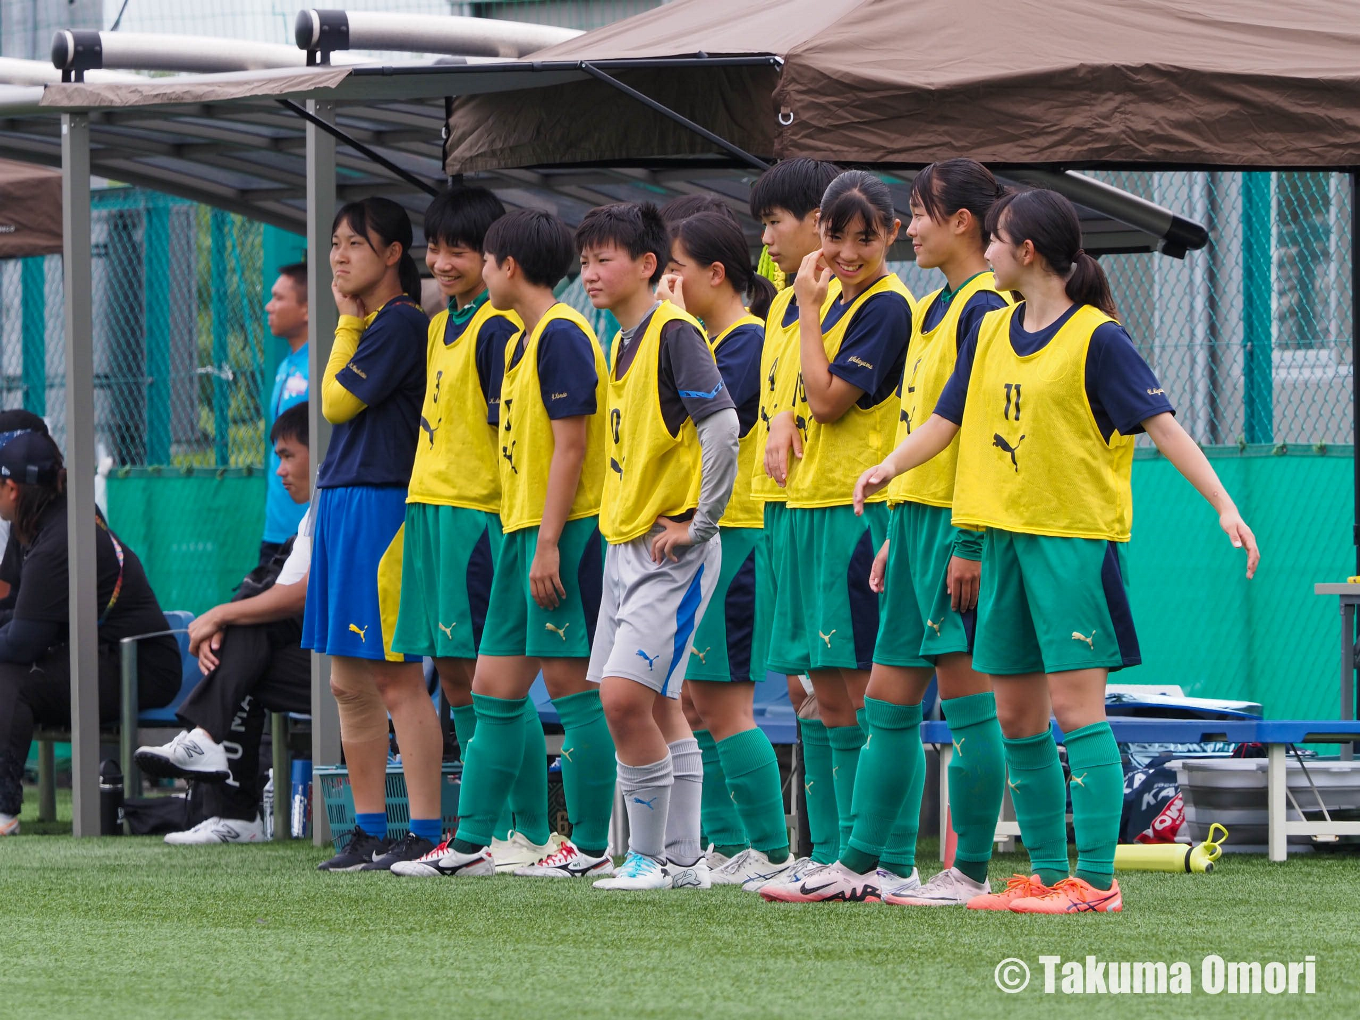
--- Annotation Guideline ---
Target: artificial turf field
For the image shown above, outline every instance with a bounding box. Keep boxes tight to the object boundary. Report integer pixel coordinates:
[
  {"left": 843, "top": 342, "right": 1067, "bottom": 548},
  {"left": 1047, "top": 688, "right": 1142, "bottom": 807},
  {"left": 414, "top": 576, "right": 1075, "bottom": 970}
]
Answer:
[{"left": 4, "top": 790, "right": 1359, "bottom": 1019}]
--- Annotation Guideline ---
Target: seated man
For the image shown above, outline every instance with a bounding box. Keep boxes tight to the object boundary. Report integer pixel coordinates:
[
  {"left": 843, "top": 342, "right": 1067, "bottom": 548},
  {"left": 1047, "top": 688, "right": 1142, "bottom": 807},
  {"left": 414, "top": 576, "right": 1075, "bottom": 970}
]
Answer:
[{"left": 136, "top": 404, "right": 313, "bottom": 844}]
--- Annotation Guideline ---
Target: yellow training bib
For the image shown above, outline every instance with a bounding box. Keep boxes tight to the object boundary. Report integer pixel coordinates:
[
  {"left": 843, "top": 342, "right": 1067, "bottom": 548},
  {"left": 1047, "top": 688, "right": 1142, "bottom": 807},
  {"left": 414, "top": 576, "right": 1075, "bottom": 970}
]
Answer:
[
  {"left": 498, "top": 303, "right": 607, "bottom": 534},
  {"left": 786, "top": 273, "right": 916, "bottom": 509},
  {"left": 952, "top": 303, "right": 1135, "bottom": 541},
  {"left": 407, "top": 300, "right": 522, "bottom": 511},
  {"left": 889, "top": 272, "right": 1010, "bottom": 508},
  {"left": 711, "top": 314, "right": 765, "bottom": 529},
  {"left": 601, "top": 302, "right": 709, "bottom": 544},
  {"left": 749, "top": 281, "right": 841, "bottom": 503}
]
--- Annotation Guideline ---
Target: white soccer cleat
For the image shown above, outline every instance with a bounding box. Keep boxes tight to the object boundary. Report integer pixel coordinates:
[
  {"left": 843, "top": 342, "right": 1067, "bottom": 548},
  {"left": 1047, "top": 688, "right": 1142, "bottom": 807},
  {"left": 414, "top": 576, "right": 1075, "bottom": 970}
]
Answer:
[
  {"left": 164, "top": 815, "right": 266, "bottom": 845},
  {"left": 593, "top": 851, "right": 670, "bottom": 890},
  {"left": 0, "top": 813, "right": 19, "bottom": 836},
  {"left": 513, "top": 838, "right": 614, "bottom": 878},
  {"left": 667, "top": 859, "right": 712, "bottom": 889},
  {"left": 135, "top": 728, "right": 231, "bottom": 782},
  {"left": 708, "top": 848, "right": 794, "bottom": 890},
  {"left": 491, "top": 831, "right": 562, "bottom": 873},
  {"left": 390, "top": 840, "right": 496, "bottom": 878},
  {"left": 754, "top": 856, "right": 823, "bottom": 894},
  {"left": 875, "top": 866, "right": 921, "bottom": 899},
  {"left": 886, "top": 866, "right": 989, "bottom": 906},
  {"left": 761, "top": 861, "right": 881, "bottom": 903}
]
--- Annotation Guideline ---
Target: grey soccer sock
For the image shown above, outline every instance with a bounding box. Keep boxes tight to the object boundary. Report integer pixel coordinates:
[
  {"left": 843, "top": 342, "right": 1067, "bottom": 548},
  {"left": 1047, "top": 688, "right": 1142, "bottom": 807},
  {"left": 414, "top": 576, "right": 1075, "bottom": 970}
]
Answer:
[
  {"left": 664, "top": 737, "right": 703, "bottom": 867},
  {"left": 617, "top": 754, "right": 674, "bottom": 863}
]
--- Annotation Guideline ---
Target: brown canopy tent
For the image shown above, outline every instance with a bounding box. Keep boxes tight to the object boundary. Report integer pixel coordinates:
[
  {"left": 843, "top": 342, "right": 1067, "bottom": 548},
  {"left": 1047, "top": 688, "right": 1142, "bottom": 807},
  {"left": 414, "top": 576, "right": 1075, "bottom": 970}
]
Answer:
[
  {"left": 0, "top": 157, "right": 61, "bottom": 257},
  {"left": 446, "top": 0, "right": 1360, "bottom": 171}
]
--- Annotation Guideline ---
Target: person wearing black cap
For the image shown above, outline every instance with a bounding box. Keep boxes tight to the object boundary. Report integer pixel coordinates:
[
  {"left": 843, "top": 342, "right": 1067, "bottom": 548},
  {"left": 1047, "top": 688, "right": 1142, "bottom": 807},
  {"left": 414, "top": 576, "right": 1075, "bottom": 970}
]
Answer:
[{"left": 0, "top": 429, "right": 180, "bottom": 835}]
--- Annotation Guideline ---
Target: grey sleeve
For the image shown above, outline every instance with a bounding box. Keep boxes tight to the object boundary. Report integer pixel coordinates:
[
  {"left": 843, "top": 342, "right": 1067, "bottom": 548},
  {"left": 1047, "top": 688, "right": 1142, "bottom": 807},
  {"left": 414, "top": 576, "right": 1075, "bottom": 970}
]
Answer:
[{"left": 686, "top": 406, "right": 740, "bottom": 545}]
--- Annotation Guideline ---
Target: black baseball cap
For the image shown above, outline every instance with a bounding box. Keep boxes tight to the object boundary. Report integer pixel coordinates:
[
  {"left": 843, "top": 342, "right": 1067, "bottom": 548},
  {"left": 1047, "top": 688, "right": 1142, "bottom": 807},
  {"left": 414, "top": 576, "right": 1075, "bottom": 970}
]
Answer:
[{"left": 0, "top": 429, "right": 61, "bottom": 485}]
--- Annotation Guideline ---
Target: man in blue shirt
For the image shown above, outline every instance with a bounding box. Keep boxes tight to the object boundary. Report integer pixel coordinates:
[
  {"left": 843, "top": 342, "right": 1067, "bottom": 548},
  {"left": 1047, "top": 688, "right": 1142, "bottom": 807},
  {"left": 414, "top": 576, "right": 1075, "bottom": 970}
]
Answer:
[{"left": 260, "top": 263, "right": 310, "bottom": 566}]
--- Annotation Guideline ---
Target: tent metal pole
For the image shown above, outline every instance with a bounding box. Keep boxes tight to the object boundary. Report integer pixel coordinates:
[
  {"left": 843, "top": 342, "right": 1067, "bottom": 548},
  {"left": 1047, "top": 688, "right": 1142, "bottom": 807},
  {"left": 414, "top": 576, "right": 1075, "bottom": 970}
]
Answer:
[
  {"left": 62, "top": 111, "right": 100, "bottom": 837},
  {"left": 306, "top": 98, "right": 342, "bottom": 848},
  {"left": 578, "top": 62, "right": 770, "bottom": 172},
  {"left": 278, "top": 99, "right": 439, "bottom": 198}
]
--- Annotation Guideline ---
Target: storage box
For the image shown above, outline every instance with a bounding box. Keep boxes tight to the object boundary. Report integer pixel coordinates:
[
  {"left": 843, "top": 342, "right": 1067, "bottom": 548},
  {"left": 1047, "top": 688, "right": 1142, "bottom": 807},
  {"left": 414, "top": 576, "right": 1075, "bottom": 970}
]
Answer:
[
  {"left": 315, "top": 761, "right": 462, "bottom": 852},
  {"left": 1172, "top": 758, "right": 1360, "bottom": 852}
]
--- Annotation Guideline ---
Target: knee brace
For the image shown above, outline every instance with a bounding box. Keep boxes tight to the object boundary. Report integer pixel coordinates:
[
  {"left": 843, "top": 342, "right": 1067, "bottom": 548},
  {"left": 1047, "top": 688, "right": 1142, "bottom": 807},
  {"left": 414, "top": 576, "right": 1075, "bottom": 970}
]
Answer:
[{"left": 329, "top": 671, "right": 389, "bottom": 743}]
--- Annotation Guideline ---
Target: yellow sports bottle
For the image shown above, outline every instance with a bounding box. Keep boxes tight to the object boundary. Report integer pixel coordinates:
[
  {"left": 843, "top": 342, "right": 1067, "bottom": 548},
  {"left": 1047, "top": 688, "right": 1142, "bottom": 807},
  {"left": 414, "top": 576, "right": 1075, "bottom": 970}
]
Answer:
[{"left": 1115, "top": 824, "right": 1228, "bottom": 873}]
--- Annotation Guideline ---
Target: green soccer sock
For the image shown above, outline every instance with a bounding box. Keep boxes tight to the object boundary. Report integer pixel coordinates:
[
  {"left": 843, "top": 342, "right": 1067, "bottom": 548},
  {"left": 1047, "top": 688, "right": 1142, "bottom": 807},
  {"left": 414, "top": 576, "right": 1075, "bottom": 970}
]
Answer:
[
  {"left": 941, "top": 692, "right": 1006, "bottom": 885},
  {"left": 695, "top": 729, "right": 748, "bottom": 856},
  {"left": 870, "top": 701, "right": 927, "bottom": 878},
  {"left": 451, "top": 700, "right": 514, "bottom": 841},
  {"left": 511, "top": 697, "right": 551, "bottom": 847},
  {"left": 551, "top": 689, "right": 616, "bottom": 858},
  {"left": 1003, "top": 729, "right": 1070, "bottom": 886},
  {"left": 452, "top": 694, "right": 525, "bottom": 848},
  {"left": 827, "top": 718, "right": 867, "bottom": 859},
  {"left": 716, "top": 727, "right": 790, "bottom": 863},
  {"left": 798, "top": 718, "right": 839, "bottom": 864},
  {"left": 1064, "top": 721, "right": 1123, "bottom": 891}
]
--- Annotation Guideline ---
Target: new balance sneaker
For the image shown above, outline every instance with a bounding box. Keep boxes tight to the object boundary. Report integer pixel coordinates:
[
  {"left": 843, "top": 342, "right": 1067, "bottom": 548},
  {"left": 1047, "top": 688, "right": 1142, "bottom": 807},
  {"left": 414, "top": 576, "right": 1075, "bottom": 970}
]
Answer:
[
  {"left": 754, "top": 856, "right": 822, "bottom": 894},
  {"left": 513, "top": 838, "right": 614, "bottom": 878},
  {"left": 390, "top": 840, "right": 496, "bottom": 878},
  {"left": 668, "top": 859, "right": 712, "bottom": 889},
  {"left": 761, "top": 861, "right": 880, "bottom": 903},
  {"left": 491, "top": 831, "right": 562, "bottom": 873},
  {"left": 593, "top": 851, "right": 669, "bottom": 890},
  {"left": 709, "top": 848, "right": 793, "bottom": 890},
  {"left": 887, "top": 866, "right": 986, "bottom": 906},
  {"left": 875, "top": 866, "right": 921, "bottom": 900},
  {"left": 966, "top": 873, "right": 1052, "bottom": 910},
  {"left": 135, "top": 728, "right": 231, "bottom": 782},
  {"left": 317, "top": 827, "right": 392, "bottom": 871},
  {"left": 361, "top": 831, "right": 437, "bottom": 871},
  {"left": 0, "top": 813, "right": 19, "bottom": 836},
  {"left": 164, "top": 815, "right": 265, "bottom": 845},
  {"left": 1009, "top": 876, "right": 1122, "bottom": 914}
]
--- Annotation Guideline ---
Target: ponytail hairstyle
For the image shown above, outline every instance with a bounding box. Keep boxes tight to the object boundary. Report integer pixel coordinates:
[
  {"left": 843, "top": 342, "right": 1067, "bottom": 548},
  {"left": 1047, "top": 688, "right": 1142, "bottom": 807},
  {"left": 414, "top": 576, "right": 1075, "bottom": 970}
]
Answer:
[
  {"left": 909, "top": 158, "right": 1007, "bottom": 250},
  {"left": 331, "top": 196, "right": 422, "bottom": 301},
  {"left": 819, "top": 169, "right": 898, "bottom": 240},
  {"left": 672, "top": 212, "right": 777, "bottom": 320},
  {"left": 985, "top": 189, "right": 1119, "bottom": 320}
]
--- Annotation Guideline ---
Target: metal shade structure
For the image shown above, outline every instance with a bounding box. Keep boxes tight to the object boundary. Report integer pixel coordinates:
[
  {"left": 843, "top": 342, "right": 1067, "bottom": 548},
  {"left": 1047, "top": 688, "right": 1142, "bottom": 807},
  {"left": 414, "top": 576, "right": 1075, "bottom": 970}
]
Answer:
[{"left": 0, "top": 32, "right": 1213, "bottom": 836}]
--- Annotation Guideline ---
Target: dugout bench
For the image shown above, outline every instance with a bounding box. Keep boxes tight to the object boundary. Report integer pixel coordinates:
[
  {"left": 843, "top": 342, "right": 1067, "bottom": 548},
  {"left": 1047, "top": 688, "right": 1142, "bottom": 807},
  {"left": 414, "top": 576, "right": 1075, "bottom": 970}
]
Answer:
[{"left": 922, "top": 718, "right": 1360, "bottom": 863}]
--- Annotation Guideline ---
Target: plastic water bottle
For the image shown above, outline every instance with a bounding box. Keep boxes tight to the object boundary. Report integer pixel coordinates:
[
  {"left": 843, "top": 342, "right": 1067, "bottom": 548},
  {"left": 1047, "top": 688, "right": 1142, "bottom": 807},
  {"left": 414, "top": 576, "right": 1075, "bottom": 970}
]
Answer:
[
  {"left": 98, "top": 759, "right": 123, "bottom": 836},
  {"left": 262, "top": 769, "right": 274, "bottom": 841}
]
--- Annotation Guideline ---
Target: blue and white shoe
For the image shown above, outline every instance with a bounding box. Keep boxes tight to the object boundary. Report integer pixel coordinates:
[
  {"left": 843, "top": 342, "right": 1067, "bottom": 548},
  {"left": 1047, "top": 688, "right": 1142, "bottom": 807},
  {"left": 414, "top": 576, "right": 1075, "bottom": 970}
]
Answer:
[
  {"left": 709, "top": 848, "right": 794, "bottom": 890},
  {"left": 593, "top": 851, "right": 670, "bottom": 890}
]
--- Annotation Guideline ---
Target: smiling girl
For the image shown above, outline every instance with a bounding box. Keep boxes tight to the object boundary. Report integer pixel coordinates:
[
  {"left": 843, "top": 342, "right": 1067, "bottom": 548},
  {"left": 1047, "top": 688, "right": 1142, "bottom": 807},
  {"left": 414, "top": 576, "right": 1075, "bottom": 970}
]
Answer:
[
  {"left": 761, "top": 171, "right": 915, "bottom": 901},
  {"left": 853, "top": 188, "right": 1259, "bottom": 914},
  {"left": 304, "top": 196, "right": 440, "bottom": 872}
]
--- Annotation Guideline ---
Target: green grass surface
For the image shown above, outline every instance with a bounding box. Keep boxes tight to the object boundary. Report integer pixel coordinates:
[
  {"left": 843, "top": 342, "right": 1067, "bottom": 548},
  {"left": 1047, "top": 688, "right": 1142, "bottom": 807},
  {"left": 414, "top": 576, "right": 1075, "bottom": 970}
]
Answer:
[{"left": 4, "top": 788, "right": 1360, "bottom": 1019}]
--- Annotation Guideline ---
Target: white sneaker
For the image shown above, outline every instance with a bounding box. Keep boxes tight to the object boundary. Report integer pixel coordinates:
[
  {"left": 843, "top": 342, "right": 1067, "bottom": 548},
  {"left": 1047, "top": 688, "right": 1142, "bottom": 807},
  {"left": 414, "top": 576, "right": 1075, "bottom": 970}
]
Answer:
[
  {"left": 885, "top": 866, "right": 989, "bottom": 906},
  {"left": 704, "top": 844, "right": 737, "bottom": 871},
  {"left": 593, "top": 851, "right": 670, "bottom": 890},
  {"left": 876, "top": 866, "right": 921, "bottom": 899},
  {"left": 668, "top": 859, "right": 712, "bottom": 889},
  {"left": 390, "top": 839, "right": 496, "bottom": 878},
  {"left": 164, "top": 815, "right": 265, "bottom": 845},
  {"left": 755, "top": 856, "right": 822, "bottom": 894},
  {"left": 135, "top": 728, "right": 231, "bottom": 782},
  {"left": 513, "top": 838, "right": 614, "bottom": 878},
  {"left": 0, "top": 813, "right": 19, "bottom": 836},
  {"left": 491, "top": 831, "right": 562, "bottom": 873},
  {"left": 709, "top": 848, "right": 793, "bottom": 890}
]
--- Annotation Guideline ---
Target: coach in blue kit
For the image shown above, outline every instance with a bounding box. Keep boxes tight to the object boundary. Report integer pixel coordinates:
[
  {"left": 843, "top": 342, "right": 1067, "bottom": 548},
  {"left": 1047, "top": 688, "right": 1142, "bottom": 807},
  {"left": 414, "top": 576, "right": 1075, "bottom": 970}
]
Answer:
[{"left": 261, "top": 263, "right": 310, "bottom": 566}]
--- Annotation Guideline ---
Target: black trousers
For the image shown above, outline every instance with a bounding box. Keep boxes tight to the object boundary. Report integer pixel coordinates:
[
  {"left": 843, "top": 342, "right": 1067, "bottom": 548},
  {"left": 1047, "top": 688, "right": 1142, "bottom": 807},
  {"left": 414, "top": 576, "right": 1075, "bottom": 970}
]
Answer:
[
  {"left": 0, "top": 638, "right": 180, "bottom": 816},
  {"left": 176, "top": 617, "right": 310, "bottom": 820}
]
